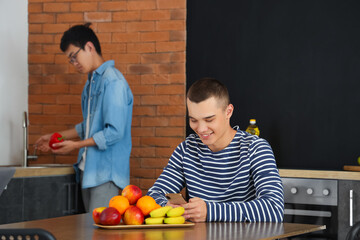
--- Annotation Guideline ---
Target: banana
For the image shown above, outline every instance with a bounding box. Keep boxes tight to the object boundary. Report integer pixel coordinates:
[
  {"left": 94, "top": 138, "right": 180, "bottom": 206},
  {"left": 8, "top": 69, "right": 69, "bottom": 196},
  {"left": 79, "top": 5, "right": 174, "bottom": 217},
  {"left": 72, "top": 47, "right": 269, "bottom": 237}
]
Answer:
[
  {"left": 164, "top": 216, "right": 185, "bottom": 224},
  {"left": 149, "top": 206, "right": 173, "bottom": 218},
  {"left": 145, "top": 231, "right": 163, "bottom": 240},
  {"left": 166, "top": 207, "right": 185, "bottom": 217},
  {"left": 145, "top": 217, "right": 165, "bottom": 225},
  {"left": 145, "top": 206, "right": 186, "bottom": 225},
  {"left": 163, "top": 231, "right": 185, "bottom": 240}
]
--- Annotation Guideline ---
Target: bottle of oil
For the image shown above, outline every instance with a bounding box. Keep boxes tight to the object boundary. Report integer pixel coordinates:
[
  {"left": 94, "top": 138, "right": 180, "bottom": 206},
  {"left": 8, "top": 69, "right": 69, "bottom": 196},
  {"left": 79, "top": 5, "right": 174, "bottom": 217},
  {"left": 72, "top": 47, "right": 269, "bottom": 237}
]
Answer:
[{"left": 246, "top": 119, "right": 260, "bottom": 136}]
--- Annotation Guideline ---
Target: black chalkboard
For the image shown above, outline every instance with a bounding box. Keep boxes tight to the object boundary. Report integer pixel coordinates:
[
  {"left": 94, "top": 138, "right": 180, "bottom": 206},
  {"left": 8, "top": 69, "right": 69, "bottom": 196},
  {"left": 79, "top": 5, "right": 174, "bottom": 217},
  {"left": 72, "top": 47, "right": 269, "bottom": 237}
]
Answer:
[{"left": 186, "top": 0, "right": 360, "bottom": 170}]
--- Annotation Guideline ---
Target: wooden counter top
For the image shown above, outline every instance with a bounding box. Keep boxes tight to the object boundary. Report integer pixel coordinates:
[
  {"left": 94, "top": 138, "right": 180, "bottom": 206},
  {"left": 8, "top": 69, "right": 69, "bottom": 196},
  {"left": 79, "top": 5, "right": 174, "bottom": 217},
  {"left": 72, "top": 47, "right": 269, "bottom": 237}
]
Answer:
[
  {"left": 7, "top": 166, "right": 360, "bottom": 180},
  {"left": 13, "top": 166, "right": 75, "bottom": 178},
  {"left": 279, "top": 169, "right": 360, "bottom": 180}
]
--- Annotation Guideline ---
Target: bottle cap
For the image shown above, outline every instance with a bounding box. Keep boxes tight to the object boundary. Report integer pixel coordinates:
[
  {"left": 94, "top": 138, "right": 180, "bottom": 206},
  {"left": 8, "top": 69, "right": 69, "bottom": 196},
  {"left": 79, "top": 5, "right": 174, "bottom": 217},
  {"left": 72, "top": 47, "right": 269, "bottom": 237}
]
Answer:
[{"left": 249, "top": 119, "right": 256, "bottom": 124}]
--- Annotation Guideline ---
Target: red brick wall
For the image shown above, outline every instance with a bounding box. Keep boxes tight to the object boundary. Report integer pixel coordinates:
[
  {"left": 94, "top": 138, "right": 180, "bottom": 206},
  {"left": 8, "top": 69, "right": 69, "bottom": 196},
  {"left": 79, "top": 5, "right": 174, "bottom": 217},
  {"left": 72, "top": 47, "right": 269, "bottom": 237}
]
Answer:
[{"left": 28, "top": 0, "right": 186, "bottom": 192}]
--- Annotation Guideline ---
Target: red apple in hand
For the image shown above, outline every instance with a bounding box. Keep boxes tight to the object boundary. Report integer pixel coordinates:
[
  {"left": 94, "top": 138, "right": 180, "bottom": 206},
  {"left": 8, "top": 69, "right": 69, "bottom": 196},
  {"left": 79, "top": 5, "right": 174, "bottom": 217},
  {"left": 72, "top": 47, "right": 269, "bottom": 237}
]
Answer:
[
  {"left": 122, "top": 185, "right": 142, "bottom": 205},
  {"left": 123, "top": 206, "right": 144, "bottom": 225},
  {"left": 92, "top": 207, "right": 106, "bottom": 224},
  {"left": 99, "top": 207, "right": 121, "bottom": 225}
]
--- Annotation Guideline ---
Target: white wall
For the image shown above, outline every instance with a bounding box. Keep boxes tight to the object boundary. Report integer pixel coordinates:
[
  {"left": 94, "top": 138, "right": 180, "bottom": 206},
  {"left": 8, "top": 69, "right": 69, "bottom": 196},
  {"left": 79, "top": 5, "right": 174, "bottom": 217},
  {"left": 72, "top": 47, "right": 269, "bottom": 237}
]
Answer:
[{"left": 0, "top": 0, "right": 28, "bottom": 166}]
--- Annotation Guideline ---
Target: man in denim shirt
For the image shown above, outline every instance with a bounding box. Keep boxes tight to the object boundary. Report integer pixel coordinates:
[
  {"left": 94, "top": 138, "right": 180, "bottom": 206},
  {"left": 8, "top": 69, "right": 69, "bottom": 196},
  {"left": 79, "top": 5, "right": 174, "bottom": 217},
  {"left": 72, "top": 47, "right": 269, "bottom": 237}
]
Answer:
[{"left": 35, "top": 23, "right": 133, "bottom": 212}]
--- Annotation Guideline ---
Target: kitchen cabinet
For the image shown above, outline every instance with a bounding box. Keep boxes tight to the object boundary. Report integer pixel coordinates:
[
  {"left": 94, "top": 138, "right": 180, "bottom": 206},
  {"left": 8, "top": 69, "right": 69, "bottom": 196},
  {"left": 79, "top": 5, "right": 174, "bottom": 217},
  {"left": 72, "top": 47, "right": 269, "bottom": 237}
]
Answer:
[
  {"left": 338, "top": 180, "right": 360, "bottom": 240},
  {"left": 0, "top": 174, "right": 84, "bottom": 224}
]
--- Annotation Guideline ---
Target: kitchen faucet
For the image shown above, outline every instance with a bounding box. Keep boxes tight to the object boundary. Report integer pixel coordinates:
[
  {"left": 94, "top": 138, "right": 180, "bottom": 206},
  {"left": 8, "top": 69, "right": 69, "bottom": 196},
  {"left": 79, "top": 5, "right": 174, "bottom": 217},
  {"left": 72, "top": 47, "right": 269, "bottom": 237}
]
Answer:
[{"left": 23, "top": 111, "right": 38, "bottom": 167}]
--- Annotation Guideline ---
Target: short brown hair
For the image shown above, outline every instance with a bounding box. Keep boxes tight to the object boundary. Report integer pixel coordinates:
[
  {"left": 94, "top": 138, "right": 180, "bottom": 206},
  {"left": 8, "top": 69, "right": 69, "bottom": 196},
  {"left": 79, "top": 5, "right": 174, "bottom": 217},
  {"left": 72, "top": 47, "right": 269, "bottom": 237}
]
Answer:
[{"left": 187, "top": 78, "right": 230, "bottom": 108}]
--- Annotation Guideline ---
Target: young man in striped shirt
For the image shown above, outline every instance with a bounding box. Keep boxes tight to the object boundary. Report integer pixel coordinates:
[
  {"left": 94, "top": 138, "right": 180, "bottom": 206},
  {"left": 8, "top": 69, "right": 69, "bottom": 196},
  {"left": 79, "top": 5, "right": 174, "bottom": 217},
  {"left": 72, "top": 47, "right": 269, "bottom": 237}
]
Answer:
[{"left": 147, "top": 78, "right": 284, "bottom": 222}]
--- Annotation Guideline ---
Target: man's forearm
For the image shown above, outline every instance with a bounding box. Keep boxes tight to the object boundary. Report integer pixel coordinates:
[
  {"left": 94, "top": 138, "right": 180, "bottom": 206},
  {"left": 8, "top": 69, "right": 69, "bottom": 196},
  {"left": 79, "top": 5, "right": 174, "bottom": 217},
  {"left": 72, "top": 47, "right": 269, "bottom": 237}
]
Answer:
[
  {"left": 75, "top": 137, "right": 96, "bottom": 149},
  {"left": 206, "top": 195, "right": 284, "bottom": 222}
]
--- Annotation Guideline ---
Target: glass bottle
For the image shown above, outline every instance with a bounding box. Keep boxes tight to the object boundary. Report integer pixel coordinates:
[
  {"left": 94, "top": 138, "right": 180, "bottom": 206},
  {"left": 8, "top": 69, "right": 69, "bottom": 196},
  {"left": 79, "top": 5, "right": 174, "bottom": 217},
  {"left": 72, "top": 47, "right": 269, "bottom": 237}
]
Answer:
[{"left": 246, "top": 119, "right": 260, "bottom": 136}]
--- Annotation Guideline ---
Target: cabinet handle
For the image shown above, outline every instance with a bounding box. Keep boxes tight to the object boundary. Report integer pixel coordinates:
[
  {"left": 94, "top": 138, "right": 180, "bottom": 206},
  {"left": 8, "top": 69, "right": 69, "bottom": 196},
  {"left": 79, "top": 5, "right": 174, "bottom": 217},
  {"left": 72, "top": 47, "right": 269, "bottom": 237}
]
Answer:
[
  {"left": 350, "top": 189, "right": 353, "bottom": 227},
  {"left": 63, "top": 182, "right": 78, "bottom": 215},
  {"left": 67, "top": 183, "right": 72, "bottom": 214},
  {"left": 74, "top": 183, "right": 78, "bottom": 214},
  {"left": 63, "top": 183, "right": 70, "bottom": 215}
]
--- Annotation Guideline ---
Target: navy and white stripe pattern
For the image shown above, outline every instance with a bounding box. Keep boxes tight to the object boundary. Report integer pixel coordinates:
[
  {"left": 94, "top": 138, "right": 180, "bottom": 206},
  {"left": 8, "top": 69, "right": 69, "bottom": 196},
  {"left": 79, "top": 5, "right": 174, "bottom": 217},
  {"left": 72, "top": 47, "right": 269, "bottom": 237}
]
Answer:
[{"left": 147, "top": 128, "right": 284, "bottom": 222}]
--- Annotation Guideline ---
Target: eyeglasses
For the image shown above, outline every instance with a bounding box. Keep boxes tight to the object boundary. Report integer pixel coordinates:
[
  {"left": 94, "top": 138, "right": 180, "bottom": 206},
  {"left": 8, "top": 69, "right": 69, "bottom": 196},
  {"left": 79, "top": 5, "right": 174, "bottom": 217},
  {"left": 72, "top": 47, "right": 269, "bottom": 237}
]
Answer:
[{"left": 69, "top": 48, "right": 82, "bottom": 64}]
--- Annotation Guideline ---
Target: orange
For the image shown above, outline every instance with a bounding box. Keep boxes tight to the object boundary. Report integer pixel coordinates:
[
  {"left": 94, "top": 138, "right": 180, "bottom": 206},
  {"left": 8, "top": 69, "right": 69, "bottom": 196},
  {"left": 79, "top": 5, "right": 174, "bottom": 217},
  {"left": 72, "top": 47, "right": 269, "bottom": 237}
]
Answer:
[
  {"left": 109, "top": 195, "right": 130, "bottom": 215},
  {"left": 136, "top": 196, "right": 161, "bottom": 216}
]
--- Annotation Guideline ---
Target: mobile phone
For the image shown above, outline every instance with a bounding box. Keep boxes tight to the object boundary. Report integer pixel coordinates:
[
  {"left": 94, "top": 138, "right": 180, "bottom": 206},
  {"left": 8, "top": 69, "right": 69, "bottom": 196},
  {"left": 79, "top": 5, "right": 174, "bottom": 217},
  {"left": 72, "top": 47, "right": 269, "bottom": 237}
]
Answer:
[{"left": 165, "top": 193, "right": 187, "bottom": 205}]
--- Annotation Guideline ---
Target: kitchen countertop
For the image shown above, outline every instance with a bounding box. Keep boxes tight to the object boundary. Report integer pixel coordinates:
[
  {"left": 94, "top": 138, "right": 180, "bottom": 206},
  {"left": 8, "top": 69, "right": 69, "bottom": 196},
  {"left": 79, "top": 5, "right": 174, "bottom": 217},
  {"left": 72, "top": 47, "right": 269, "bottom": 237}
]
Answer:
[
  {"left": 8, "top": 166, "right": 75, "bottom": 178},
  {"left": 279, "top": 169, "right": 360, "bottom": 181},
  {"left": 4, "top": 166, "right": 360, "bottom": 180}
]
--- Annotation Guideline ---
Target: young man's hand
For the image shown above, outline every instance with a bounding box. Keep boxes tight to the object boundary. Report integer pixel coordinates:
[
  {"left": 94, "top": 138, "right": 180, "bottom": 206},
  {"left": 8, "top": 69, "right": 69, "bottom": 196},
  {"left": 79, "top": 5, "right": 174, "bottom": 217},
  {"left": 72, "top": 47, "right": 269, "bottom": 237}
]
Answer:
[
  {"left": 166, "top": 202, "right": 181, "bottom": 208},
  {"left": 181, "top": 197, "right": 207, "bottom": 222},
  {"left": 35, "top": 134, "right": 52, "bottom": 152},
  {"left": 51, "top": 137, "right": 96, "bottom": 155},
  {"left": 51, "top": 140, "right": 78, "bottom": 155}
]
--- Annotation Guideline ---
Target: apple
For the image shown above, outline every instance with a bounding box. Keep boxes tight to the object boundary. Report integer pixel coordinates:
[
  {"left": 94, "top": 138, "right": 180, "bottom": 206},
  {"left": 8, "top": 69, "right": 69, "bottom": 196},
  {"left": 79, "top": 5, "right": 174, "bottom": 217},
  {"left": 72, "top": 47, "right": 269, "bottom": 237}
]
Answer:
[
  {"left": 122, "top": 185, "right": 142, "bottom": 205},
  {"left": 92, "top": 207, "right": 106, "bottom": 224},
  {"left": 123, "top": 206, "right": 144, "bottom": 225},
  {"left": 99, "top": 207, "right": 121, "bottom": 225}
]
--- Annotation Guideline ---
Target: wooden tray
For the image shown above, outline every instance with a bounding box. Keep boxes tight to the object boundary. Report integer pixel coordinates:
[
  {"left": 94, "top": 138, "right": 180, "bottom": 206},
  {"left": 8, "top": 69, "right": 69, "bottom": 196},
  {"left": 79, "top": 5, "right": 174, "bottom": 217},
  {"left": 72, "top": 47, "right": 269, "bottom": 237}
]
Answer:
[
  {"left": 94, "top": 222, "right": 195, "bottom": 229},
  {"left": 344, "top": 165, "right": 360, "bottom": 172}
]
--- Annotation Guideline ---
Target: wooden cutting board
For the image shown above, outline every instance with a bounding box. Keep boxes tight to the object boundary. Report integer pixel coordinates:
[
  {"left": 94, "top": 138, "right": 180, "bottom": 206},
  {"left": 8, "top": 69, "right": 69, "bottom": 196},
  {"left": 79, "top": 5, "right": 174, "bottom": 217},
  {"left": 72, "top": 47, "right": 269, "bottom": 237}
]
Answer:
[{"left": 343, "top": 165, "right": 360, "bottom": 171}]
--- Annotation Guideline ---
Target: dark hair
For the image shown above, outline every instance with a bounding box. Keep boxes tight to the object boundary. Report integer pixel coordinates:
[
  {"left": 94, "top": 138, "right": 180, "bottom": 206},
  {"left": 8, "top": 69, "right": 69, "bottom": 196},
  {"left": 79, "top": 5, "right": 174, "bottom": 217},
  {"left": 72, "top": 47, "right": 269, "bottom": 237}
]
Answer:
[
  {"left": 187, "top": 78, "right": 230, "bottom": 108},
  {"left": 60, "top": 23, "right": 102, "bottom": 55}
]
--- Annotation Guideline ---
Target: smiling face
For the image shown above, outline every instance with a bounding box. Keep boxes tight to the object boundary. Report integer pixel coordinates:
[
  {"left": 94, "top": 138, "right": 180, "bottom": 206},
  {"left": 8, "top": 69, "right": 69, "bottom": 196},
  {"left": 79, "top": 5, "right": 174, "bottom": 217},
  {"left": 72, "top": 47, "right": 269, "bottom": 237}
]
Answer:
[{"left": 187, "top": 96, "right": 236, "bottom": 152}]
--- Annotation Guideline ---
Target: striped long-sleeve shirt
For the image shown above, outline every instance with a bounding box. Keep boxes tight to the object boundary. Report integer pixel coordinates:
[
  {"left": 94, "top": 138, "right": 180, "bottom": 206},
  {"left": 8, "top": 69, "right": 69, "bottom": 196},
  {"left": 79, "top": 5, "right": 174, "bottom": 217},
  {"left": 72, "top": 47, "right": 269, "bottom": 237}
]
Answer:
[{"left": 147, "top": 128, "right": 284, "bottom": 222}]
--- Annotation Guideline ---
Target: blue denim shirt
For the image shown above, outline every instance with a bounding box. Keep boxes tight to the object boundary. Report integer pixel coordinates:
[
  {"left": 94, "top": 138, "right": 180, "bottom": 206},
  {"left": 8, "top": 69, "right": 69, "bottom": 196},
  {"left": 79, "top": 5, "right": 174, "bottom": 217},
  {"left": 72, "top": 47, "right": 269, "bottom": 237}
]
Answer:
[{"left": 74, "top": 60, "right": 133, "bottom": 189}]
